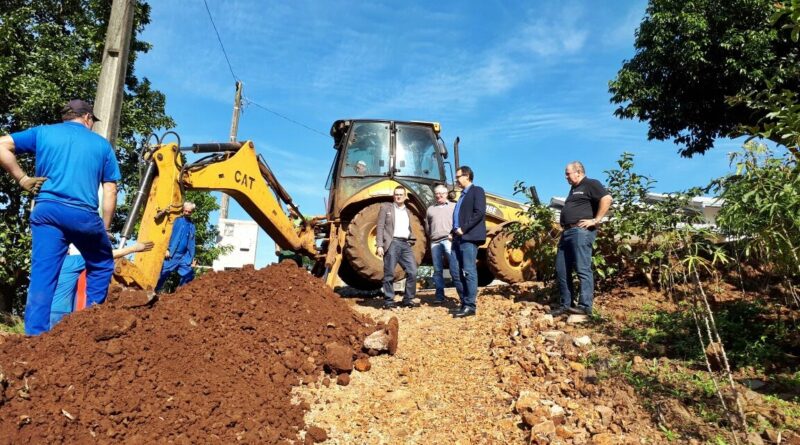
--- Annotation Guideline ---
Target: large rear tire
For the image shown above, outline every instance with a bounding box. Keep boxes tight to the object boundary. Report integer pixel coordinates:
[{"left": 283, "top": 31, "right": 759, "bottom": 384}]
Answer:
[
  {"left": 487, "top": 229, "right": 536, "bottom": 284},
  {"left": 344, "top": 203, "right": 427, "bottom": 286}
]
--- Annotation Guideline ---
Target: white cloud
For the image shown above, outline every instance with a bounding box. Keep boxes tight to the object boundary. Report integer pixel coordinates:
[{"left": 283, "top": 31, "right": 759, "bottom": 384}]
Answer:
[
  {"left": 358, "top": 3, "right": 593, "bottom": 116},
  {"left": 509, "top": 8, "right": 589, "bottom": 57},
  {"left": 474, "top": 107, "right": 644, "bottom": 144}
]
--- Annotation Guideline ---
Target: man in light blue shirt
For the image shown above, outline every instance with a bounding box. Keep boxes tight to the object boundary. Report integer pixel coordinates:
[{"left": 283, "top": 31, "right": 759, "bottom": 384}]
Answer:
[{"left": 0, "top": 99, "right": 121, "bottom": 335}]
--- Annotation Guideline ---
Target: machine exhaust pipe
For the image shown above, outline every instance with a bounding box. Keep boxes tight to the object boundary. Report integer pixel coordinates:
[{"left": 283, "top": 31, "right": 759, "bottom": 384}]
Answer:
[{"left": 453, "top": 137, "right": 460, "bottom": 170}]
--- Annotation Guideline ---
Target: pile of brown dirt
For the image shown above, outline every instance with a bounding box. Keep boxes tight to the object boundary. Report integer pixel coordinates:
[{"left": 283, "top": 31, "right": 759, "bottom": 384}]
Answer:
[{"left": 0, "top": 262, "right": 376, "bottom": 444}]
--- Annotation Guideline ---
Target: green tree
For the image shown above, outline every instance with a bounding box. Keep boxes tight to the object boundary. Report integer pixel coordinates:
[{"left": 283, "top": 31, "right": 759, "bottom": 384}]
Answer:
[
  {"left": 599, "top": 153, "right": 707, "bottom": 288},
  {"left": 609, "top": 0, "right": 799, "bottom": 157},
  {"left": 509, "top": 182, "right": 559, "bottom": 282},
  {"left": 710, "top": 142, "right": 800, "bottom": 280},
  {"left": 734, "top": 1, "right": 800, "bottom": 159},
  {"left": 0, "top": 1, "right": 181, "bottom": 313}
]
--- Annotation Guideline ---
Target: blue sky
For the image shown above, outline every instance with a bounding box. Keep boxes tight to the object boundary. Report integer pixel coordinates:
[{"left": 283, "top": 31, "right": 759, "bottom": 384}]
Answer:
[{"left": 135, "top": 0, "right": 743, "bottom": 267}]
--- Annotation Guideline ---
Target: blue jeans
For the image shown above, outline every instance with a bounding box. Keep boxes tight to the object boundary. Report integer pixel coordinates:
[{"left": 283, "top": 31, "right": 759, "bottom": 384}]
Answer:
[
  {"left": 430, "top": 238, "right": 462, "bottom": 300},
  {"left": 453, "top": 238, "right": 478, "bottom": 311},
  {"left": 382, "top": 239, "right": 417, "bottom": 303},
  {"left": 26, "top": 201, "right": 114, "bottom": 335},
  {"left": 555, "top": 227, "right": 597, "bottom": 311}
]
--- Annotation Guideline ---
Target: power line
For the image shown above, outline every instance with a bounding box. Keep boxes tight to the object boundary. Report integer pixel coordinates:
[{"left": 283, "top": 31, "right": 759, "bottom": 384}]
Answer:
[
  {"left": 200, "top": 1, "right": 326, "bottom": 139},
  {"left": 202, "top": 0, "right": 238, "bottom": 82},
  {"left": 244, "top": 97, "right": 329, "bottom": 138}
]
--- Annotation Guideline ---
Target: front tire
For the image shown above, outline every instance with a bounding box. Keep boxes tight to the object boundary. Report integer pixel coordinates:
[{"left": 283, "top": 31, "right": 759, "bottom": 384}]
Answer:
[{"left": 338, "top": 259, "right": 380, "bottom": 290}]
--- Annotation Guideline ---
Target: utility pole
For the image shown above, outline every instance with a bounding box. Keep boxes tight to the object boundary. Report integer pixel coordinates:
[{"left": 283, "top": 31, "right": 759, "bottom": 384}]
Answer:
[
  {"left": 93, "top": 0, "right": 135, "bottom": 143},
  {"left": 220, "top": 80, "right": 243, "bottom": 219}
]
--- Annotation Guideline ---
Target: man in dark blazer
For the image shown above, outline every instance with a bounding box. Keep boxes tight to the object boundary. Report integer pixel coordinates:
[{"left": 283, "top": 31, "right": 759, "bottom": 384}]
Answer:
[
  {"left": 451, "top": 165, "right": 486, "bottom": 318},
  {"left": 376, "top": 186, "right": 418, "bottom": 309}
]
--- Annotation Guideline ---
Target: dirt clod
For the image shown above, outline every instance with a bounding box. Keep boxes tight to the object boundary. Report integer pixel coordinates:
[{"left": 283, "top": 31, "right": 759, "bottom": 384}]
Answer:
[
  {"left": 305, "top": 425, "right": 327, "bottom": 443},
  {"left": 324, "top": 342, "right": 354, "bottom": 373},
  {"left": 354, "top": 357, "right": 372, "bottom": 372}
]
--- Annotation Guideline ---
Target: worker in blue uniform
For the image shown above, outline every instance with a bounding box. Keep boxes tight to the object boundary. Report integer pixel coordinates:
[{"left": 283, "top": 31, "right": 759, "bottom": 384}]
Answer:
[
  {"left": 0, "top": 99, "right": 121, "bottom": 335},
  {"left": 156, "top": 202, "right": 197, "bottom": 291},
  {"left": 50, "top": 240, "right": 154, "bottom": 329}
]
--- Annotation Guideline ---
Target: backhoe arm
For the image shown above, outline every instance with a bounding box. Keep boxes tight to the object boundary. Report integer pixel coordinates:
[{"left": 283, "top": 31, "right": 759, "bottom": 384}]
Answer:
[{"left": 114, "top": 140, "right": 316, "bottom": 290}]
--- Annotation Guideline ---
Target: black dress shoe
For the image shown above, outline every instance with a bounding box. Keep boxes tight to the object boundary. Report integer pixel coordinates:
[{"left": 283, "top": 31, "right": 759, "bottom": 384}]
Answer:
[
  {"left": 453, "top": 308, "right": 476, "bottom": 318},
  {"left": 399, "top": 301, "right": 419, "bottom": 308},
  {"left": 383, "top": 302, "right": 397, "bottom": 310}
]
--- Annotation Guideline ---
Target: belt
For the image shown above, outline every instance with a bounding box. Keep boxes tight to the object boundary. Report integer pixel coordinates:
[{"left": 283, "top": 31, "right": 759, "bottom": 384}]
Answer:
[
  {"left": 392, "top": 237, "right": 409, "bottom": 242},
  {"left": 562, "top": 223, "right": 596, "bottom": 231},
  {"left": 431, "top": 236, "right": 448, "bottom": 242}
]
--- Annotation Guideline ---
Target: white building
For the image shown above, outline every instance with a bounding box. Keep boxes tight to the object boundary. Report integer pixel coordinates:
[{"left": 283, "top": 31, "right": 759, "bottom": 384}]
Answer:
[
  {"left": 549, "top": 193, "right": 724, "bottom": 226},
  {"left": 212, "top": 218, "right": 259, "bottom": 271}
]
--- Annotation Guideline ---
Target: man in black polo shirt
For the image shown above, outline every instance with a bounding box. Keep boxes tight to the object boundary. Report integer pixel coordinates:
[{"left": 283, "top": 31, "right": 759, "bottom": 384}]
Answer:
[{"left": 552, "top": 161, "right": 612, "bottom": 316}]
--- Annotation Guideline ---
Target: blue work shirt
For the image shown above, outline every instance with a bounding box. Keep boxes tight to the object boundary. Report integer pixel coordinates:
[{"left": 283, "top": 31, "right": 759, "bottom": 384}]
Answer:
[
  {"left": 11, "top": 122, "right": 121, "bottom": 211},
  {"left": 453, "top": 184, "right": 472, "bottom": 231},
  {"left": 167, "top": 216, "right": 196, "bottom": 266}
]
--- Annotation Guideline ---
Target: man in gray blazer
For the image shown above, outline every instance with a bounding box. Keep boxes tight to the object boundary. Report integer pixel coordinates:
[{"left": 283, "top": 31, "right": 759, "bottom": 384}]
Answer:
[{"left": 376, "top": 186, "right": 418, "bottom": 309}]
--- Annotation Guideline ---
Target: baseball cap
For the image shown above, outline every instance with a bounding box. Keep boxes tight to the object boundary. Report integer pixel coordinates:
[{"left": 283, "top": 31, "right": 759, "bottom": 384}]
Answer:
[
  {"left": 356, "top": 160, "right": 366, "bottom": 166},
  {"left": 63, "top": 99, "right": 100, "bottom": 121}
]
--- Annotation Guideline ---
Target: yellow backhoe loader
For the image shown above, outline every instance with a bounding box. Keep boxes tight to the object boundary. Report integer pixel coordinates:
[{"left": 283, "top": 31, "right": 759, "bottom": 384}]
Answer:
[{"left": 113, "top": 120, "right": 537, "bottom": 291}]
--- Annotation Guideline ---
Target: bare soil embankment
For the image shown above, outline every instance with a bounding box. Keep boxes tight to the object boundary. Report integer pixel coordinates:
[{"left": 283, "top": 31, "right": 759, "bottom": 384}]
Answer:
[{"left": 0, "top": 262, "right": 375, "bottom": 444}]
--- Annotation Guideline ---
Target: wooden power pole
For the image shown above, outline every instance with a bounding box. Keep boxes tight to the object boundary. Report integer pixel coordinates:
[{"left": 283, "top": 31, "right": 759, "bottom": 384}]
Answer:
[
  {"left": 220, "top": 80, "right": 243, "bottom": 219},
  {"left": 93, "top": 0, "right": 135, "bottom": 143}
]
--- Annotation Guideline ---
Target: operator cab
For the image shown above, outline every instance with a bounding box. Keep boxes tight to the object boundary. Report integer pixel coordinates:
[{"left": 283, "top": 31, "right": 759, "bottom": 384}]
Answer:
[{"left": 326, "top": 120, "right": 449, "bottom": 215}]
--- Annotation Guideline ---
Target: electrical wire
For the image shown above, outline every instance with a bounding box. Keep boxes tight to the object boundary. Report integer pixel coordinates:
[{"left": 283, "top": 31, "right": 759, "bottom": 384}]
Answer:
[
  {"left": 244, "top": 97, "right": 329, "bottom": 138},
  {"left": 201, "top": 0, "right": 238, "bottom": 82},
  {"left": 201, "top": 1, "right": 327, "bottom": 139}
]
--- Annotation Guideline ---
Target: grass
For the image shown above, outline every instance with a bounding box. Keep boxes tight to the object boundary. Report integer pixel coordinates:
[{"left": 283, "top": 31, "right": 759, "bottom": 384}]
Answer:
[
  {"left": 595, "top": 293, "right": 800, "bottom": 440},
  {"left": 617, "top": 299, "right": 797, "bottom": 371},
  {"left": 659, "top": 424, "right": 680, "bottom": 441},
  {"left": 762, "top": 395, "right": 800, "bottom": 430},
  {"left": 710, "top": 436, "right": 731, "bottom": 445},
  {"left": 0, "top": 313, "right": 24, "bottom": 334}
]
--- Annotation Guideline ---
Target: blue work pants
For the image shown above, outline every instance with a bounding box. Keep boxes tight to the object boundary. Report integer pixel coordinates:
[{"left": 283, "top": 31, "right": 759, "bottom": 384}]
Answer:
[
  {"left": 453, "top": 238, "right": 479, "bottom": 311},
  {"left": 156, "top": 259, "right": 195, "bottom": 291},
  {"left": 382, "top": 239, "right": 417, "bottom": 303},
  {"left": 430, "top": 238, "right": 462, "bottom": 300},
  {"left": 26, "top": 201, "right": 114, "bottom": 335},
  {"left": 555, "top": 227, "right": 597, "bottom": 311}
]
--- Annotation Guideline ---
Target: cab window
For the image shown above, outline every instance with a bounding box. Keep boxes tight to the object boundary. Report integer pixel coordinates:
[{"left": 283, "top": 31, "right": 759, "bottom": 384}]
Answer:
[
  {"left": 342, "top": 122, "right": 390, "bottom": 177},
  {"left": 395, "top": 124, "right": 441, "bottom": 180}
]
